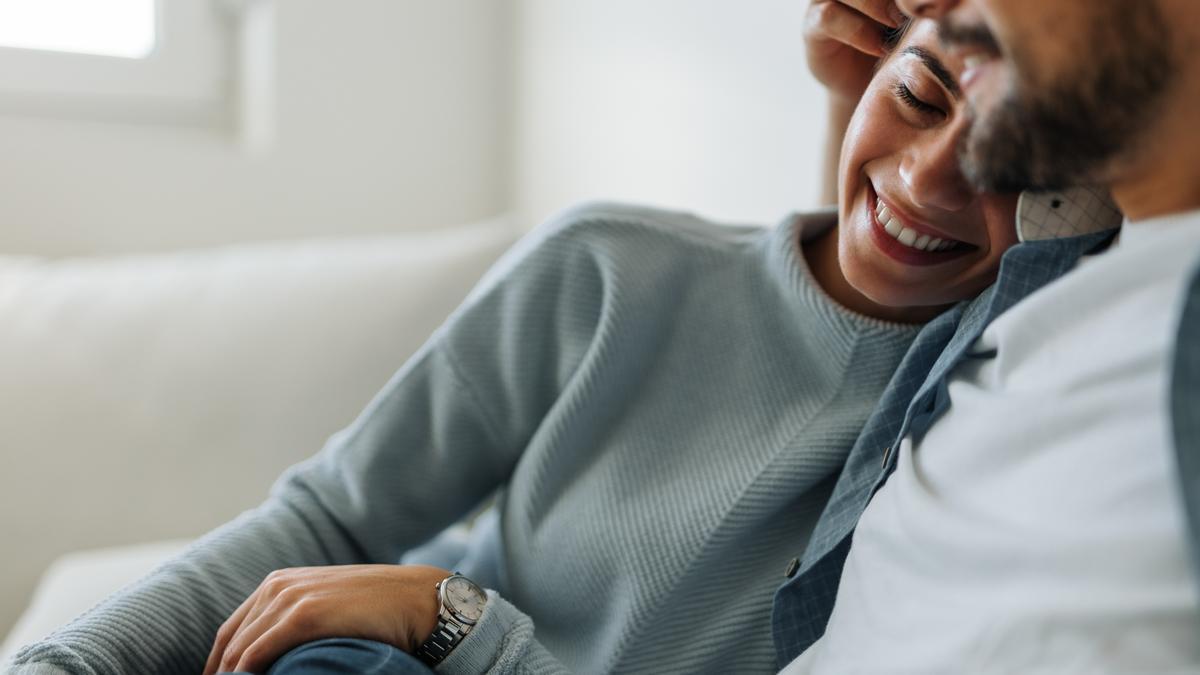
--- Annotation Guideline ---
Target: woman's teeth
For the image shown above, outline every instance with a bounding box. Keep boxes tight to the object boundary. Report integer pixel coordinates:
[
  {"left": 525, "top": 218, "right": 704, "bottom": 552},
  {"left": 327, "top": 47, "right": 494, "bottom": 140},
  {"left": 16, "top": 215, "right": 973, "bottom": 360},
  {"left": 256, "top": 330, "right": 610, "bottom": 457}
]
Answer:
[{"left": 875, "top": 201, "right": 962, "bottom": 252}]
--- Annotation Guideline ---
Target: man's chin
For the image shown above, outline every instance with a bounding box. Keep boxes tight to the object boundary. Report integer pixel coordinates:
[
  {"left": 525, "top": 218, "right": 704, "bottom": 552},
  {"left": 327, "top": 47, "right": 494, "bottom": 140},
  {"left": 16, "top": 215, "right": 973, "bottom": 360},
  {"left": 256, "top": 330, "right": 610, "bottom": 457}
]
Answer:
[
  {"left": 962, "top": 98, "right": 1114, "bottom": 193},
  {"left": 954, "top": 0, "right": 1175, "bottom": 194}
]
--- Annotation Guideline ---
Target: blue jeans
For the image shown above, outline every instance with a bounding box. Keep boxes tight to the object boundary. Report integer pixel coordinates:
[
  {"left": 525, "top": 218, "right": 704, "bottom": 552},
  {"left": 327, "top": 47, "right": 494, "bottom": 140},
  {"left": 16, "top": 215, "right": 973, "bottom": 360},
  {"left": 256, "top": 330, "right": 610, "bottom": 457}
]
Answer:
[{"left": 224, "top": 638, "right": 435, "bottom": 675}]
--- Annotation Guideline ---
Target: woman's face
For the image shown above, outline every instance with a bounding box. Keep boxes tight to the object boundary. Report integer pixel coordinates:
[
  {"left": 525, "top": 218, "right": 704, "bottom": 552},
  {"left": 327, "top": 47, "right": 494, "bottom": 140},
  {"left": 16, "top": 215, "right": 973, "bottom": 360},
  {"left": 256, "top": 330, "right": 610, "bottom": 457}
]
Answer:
[{"left": 837, "top": 20, "right": 1019, "bottom": 311}]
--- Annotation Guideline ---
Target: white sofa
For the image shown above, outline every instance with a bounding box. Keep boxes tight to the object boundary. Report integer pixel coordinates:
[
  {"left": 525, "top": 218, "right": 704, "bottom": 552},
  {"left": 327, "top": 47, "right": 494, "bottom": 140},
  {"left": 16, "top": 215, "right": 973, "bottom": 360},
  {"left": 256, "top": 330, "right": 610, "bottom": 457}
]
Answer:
[{"left": 0, "top": 218, "right": 518, "bottom": 661}]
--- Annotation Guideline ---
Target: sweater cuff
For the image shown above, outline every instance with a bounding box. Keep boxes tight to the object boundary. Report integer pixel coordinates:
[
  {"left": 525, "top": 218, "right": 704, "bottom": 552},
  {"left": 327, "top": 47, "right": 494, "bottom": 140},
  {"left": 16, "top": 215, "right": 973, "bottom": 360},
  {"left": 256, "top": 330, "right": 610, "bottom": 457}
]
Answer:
[{"left": 437, "top": 590, "right": 530, "bottom": 675}]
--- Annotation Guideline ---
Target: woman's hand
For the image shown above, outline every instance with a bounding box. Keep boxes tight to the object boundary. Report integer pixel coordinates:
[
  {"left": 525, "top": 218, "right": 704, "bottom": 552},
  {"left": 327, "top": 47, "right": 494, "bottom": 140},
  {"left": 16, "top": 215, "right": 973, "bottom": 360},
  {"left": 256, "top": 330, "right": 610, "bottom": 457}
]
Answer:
[
  {"left": 805, "top": 0, "right": 906, "bottom": 105},
  {"left": 202, "top": 564, "right": 450, "bottom": 675},
  {"left": 807, "top": 0, "right": 905, "bottom": 205}
]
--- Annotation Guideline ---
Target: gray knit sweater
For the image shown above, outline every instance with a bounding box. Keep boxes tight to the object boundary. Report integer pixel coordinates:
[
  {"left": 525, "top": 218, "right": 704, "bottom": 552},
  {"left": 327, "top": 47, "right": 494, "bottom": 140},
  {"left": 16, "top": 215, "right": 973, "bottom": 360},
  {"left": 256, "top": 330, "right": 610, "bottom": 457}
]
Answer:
[{"left": 8, "top": 203, "right": 919, "bottom": 675}]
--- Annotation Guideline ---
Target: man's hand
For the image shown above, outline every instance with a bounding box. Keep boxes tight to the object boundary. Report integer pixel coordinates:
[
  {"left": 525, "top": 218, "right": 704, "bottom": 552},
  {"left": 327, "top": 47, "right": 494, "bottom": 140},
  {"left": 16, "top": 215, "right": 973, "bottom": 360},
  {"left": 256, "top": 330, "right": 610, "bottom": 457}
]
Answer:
[
  {"left": 202, "top": 564, "right": 450, "bottom": 675},
  {"left": 805, "top": 0, "right": 906, "bottom": 105}
]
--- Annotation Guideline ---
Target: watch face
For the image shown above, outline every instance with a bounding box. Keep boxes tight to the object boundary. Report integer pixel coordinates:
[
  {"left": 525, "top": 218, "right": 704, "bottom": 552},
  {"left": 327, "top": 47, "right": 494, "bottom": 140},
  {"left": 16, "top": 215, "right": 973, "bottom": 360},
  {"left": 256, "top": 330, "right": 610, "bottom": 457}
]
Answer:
[{"left": 443, "top": 576, "right": 486, "bottom": 624}]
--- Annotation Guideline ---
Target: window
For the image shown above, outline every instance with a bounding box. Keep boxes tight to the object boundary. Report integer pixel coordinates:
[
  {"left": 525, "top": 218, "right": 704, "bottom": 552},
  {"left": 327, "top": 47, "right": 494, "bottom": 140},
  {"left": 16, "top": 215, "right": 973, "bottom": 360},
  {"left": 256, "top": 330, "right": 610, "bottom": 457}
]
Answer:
[
  {"left": 0, "top": 0, "right": 276, "bottom": 149},
  {"left": 0, "top": 0, "right": 157, "bottom": 59}
]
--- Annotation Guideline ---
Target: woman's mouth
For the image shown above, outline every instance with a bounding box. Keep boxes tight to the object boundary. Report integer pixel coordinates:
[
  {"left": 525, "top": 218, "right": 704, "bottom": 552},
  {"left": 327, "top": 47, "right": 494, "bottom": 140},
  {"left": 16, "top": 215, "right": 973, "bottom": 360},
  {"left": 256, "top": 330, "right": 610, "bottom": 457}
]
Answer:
[
  {"left": 869, "top": 186, "right": 976, "bottom": 266},
  {"left": 875, "top": 198, "right": 965, "bottom": 252}
]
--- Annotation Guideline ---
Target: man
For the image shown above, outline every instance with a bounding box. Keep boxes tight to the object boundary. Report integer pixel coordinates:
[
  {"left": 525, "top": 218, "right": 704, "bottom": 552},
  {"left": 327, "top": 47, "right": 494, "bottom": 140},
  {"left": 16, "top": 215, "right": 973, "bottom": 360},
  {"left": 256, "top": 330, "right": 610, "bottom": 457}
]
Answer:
[{"left": 775, "top": 0, "right": 1200, "bottom": 670}]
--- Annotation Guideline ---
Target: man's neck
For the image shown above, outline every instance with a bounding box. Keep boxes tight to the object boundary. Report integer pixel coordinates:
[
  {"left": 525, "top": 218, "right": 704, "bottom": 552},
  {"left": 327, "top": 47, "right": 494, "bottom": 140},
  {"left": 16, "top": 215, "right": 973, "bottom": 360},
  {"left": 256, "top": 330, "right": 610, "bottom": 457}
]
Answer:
[{"left": 1111, "top": 63, "right": 1200, "bottom": 222}]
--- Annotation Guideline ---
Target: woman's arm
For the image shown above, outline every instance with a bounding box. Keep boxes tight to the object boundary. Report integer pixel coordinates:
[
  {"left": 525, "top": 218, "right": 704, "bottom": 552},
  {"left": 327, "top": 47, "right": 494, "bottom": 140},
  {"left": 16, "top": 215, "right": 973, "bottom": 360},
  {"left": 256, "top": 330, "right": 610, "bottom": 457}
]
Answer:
[
  {"left": 805, "top": 0, "right": 904, "bottom": 205},
  {"left": 7, "top": 210, "right": 610, "bottom": 675},
  {"left": 821, "top": 95, "right": 859, "bottom": 206},
  {"left": 7, "top": 340, "right": 512, "bottom": 675}
]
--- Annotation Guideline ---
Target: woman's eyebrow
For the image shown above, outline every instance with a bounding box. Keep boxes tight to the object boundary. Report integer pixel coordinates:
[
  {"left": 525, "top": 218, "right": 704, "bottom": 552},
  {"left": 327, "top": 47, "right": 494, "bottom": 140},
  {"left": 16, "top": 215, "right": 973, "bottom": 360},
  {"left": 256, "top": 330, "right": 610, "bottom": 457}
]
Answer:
[{"left": 902, "top": 46, "right": 961, "bottom": 100}]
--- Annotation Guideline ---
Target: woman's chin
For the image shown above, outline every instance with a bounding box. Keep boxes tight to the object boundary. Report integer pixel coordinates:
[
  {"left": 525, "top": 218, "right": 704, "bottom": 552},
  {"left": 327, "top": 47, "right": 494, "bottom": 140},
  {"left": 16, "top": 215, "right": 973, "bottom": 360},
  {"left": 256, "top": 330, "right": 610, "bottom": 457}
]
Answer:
[
  {"left": 839, "top": 230, "right": 963, "bottom": 320},
  {"left": 861, "top": 288, "right": 922, "bottom": 312},
  {"left": 843, "top": 268, "right": 935, "bottom": 315}
]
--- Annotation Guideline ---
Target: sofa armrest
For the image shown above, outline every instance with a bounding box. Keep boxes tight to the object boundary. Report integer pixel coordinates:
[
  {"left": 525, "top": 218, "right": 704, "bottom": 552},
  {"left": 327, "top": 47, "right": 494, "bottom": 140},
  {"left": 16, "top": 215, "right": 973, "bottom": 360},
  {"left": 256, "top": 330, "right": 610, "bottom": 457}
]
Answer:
[
  {"left": 0, "top": 540, "right": 191, "bottom": 664},
  {"left": 0, "top": 218, "right": 517, "bottom": 639}
]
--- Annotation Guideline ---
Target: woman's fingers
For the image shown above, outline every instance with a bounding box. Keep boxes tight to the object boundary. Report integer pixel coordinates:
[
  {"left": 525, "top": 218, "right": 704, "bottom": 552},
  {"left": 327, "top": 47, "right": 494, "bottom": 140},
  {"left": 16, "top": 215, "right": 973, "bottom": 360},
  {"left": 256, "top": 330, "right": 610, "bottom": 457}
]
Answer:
[
  {"left": 203, "top": 591, "right": 261, "bottom": 675},
  {"left": 219, "top": 596, "right": 298, "bottom": 674},
  {"left": 233, "top": 622, "right": 311, "bottom": 675},
  {"left": 205, "top": 570, "right": 296, "bottom": 674},
  {"left": 838, "top": 0, "right": 905, "bottom": 29},
  {"left": 202, "top": 565, "right": 446, "bottom": 673},
  {"left": 807, "top": 0, "right": 889, "bottom": 57}
]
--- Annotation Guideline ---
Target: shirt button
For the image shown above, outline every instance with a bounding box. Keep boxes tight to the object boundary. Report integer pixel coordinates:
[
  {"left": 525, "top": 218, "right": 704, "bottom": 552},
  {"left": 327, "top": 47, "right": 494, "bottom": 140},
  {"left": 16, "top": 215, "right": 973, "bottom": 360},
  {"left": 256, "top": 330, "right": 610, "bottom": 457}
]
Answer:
[
  {"left": 881, "top": 445, "right": 892, "bottom": 469},
  {"left": 784, "top": 557, "right": 800, "bottom": 578}
]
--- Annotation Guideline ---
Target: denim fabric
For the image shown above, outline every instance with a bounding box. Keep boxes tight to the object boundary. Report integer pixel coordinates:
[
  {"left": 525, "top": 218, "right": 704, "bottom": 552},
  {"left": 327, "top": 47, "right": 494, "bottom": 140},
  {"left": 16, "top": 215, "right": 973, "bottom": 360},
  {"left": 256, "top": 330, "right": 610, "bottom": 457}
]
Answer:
[
  {"left": 221, "top": 638, "right": 434, "bottom": 675},
  {"left": 771, "top": 230, "right": 1127, "bottom": 666}
]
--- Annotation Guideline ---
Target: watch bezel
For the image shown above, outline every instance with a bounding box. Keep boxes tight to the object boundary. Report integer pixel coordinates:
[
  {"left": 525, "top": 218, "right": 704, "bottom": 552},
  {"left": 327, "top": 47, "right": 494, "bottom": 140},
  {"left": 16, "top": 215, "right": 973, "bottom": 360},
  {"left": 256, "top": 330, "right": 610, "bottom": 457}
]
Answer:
[{"left": 439, "top": 574, "right": 486, "bottom": 625}]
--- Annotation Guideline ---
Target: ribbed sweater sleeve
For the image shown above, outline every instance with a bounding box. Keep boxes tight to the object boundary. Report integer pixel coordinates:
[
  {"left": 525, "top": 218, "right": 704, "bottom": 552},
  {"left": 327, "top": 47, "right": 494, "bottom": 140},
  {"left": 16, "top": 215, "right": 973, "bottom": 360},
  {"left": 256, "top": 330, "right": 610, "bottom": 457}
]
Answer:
[
  {"left": 439, "top": 593, "right": 570, "bottom": 675},
  {"left": 6, "top": 209, "right": 608, "bottom": 675}
]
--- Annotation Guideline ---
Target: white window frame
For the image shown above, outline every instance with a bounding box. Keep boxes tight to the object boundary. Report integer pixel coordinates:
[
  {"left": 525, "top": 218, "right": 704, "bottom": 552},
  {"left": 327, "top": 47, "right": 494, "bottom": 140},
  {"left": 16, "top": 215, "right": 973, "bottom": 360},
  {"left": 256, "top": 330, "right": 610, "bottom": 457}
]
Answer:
[{"left": 0, "top": 0, "right": 276, "bottom": 149}]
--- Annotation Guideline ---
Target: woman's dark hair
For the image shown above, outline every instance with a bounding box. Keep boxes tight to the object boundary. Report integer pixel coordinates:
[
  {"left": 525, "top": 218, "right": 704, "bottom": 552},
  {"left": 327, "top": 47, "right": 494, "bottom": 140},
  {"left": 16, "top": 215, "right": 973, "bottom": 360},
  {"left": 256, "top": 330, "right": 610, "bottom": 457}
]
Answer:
[
  {"left": 882, "top": 17, "right": 913, "bottom": 53},
  {"left": 872, "top": 17, "right": 914, "bottom": 75}
]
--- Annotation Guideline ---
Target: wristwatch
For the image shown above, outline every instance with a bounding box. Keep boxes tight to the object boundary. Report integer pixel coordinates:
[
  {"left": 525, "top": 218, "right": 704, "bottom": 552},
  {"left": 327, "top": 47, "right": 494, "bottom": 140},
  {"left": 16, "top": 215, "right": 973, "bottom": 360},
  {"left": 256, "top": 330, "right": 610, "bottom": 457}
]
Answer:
[{"left": 414, "top": 572, "right": 488, "bottom": 667}]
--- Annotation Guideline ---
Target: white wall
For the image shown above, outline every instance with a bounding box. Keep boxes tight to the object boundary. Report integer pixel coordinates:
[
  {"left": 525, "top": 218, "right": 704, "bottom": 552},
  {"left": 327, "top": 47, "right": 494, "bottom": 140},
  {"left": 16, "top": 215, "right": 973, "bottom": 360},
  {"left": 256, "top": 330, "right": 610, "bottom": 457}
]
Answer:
[
  {"left": 0, "top": 1, "right": 829, "bottom": 253},
  {"left": 0, "top": 0, "right": 513, "bottom": 257},
  {"left": 510, "top": 0, "right": 828, "bottom": 230}
]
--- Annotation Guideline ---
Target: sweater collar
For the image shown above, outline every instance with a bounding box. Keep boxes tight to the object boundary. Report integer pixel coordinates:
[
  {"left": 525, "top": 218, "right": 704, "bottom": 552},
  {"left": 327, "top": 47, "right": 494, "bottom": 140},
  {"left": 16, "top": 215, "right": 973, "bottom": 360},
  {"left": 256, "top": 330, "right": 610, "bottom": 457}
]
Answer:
[{"left": 767, "top": 209, "right": 923, "bottom": 344}]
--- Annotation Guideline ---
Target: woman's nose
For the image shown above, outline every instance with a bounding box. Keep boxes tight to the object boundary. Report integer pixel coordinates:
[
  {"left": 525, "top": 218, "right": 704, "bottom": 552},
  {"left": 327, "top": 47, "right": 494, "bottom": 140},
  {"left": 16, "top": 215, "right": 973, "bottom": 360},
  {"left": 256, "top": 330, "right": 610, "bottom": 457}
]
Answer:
[
  {"left": 896, "top": 0, "right": 961, "bottom": 19},
  {"left": 899, "top": 127, "right": 974, "bottom": 212}
]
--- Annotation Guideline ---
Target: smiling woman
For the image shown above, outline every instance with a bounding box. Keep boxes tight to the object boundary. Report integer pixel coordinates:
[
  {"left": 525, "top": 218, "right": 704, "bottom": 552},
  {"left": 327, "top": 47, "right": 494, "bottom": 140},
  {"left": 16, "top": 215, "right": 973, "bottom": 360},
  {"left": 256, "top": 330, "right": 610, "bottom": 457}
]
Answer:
[
  {"left": 0, "top": 0, "right": 156, "bottom": 58},
  {"left": 804, "top": 18, "right": 1022, "bottom": 324}
]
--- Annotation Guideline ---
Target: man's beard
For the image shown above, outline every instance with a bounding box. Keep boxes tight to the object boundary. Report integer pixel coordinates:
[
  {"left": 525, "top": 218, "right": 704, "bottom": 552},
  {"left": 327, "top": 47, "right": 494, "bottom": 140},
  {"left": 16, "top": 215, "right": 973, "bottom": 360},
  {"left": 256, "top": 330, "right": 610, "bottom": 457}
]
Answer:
[{"left": 942, "top": 3, "right": 1176, "bottom": 192}]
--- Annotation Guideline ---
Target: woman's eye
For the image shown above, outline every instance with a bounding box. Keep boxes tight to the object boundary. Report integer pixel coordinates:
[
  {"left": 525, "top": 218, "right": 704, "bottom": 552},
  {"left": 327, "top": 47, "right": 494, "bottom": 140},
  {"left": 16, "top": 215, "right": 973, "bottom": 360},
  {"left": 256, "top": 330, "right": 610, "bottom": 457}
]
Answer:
[{"left": 893, "top": 81, "right": 944, "bottom": 118}]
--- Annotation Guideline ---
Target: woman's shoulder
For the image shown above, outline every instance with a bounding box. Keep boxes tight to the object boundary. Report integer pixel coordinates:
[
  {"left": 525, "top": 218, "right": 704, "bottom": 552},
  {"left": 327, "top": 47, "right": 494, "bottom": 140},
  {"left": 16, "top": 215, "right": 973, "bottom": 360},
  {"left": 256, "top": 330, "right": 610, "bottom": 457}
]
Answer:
[
  {"left": 457, "top": 202, "right": 765, "bottom": 317},
  {"left": 462, "top": 201, "right": 827, "bottom": 322},
  {"left": 525, "top": 201, "right": 769, "bottom": 258}
]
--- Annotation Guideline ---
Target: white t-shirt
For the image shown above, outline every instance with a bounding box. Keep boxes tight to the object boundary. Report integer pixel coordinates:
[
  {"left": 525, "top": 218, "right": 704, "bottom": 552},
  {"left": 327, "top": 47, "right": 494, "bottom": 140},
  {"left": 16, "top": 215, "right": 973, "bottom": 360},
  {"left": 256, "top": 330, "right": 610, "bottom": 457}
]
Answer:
[{"left": 784, "top": 211, "right": 1200, "bottom": 674}]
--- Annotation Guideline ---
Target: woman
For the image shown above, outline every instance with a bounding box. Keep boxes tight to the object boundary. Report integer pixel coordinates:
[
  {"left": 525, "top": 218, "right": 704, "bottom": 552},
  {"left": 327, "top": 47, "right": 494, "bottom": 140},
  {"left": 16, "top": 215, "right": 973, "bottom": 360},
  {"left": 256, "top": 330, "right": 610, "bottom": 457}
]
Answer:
[
  {"left": 209, "top": 17, "right": 1022, "bottom": 672},
  {"left": 8, "top": 6, "right": 1118, "bottom": 675}
]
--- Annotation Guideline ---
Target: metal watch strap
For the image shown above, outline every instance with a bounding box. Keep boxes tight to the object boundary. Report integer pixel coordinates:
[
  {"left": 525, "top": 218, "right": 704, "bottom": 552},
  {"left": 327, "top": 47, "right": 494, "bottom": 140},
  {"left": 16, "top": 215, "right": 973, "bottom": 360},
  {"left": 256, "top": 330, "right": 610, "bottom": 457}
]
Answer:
[{"left": 415, "top": 613, "right": 471, "bottom": 666}]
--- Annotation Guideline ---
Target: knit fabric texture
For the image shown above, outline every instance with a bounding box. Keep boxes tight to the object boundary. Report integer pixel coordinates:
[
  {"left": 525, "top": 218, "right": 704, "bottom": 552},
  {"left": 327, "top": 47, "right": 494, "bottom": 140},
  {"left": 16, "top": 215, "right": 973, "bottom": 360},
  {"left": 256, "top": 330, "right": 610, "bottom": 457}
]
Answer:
[{"left": 8, "top": 203, "right": 919, "bottom": 675}]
